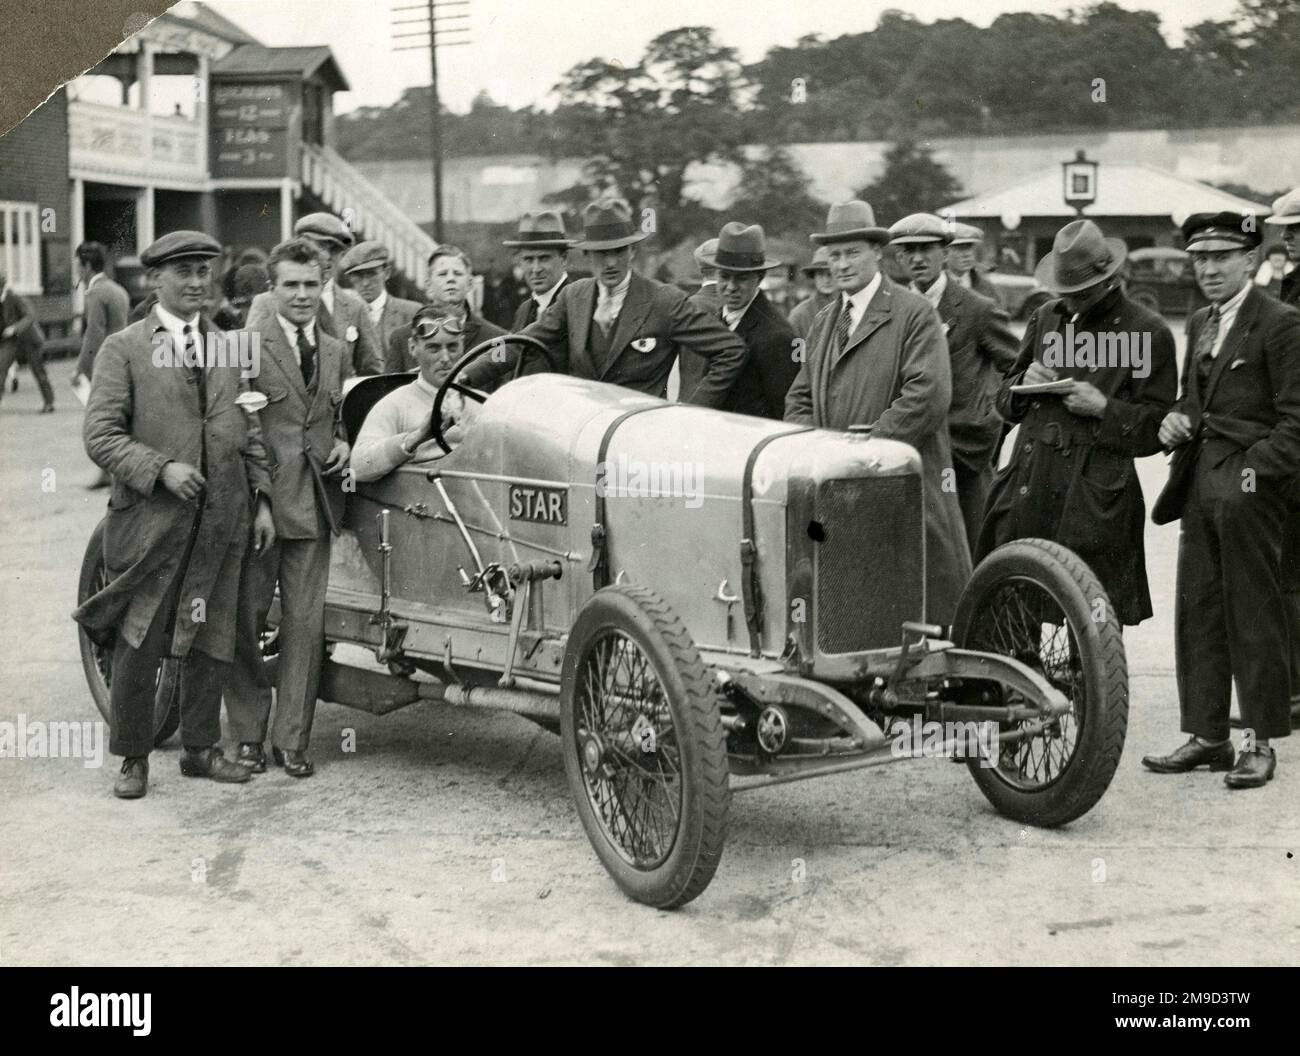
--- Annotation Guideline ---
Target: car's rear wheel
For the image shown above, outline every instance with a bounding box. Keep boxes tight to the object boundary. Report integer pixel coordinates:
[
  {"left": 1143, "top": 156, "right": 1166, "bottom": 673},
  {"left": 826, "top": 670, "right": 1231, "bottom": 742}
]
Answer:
[
  {"left": 560, "top": 585, "right": 730, "bottom": 908},
  {"left": 77, "top": 519, "right": 181, "bottom": 747},
  {"left": 952, "top": 538, "right": 1127, "bottom": 827}
]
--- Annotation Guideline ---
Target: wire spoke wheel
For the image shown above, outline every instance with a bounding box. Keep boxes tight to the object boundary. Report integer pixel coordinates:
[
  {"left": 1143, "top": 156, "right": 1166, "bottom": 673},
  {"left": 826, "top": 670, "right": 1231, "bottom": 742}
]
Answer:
[
  {"left": 561, "top": 585, "right": 730, "bottom": 908},
  {"left": 953, "top": 538, "right": 1127, "bottom": 827}
]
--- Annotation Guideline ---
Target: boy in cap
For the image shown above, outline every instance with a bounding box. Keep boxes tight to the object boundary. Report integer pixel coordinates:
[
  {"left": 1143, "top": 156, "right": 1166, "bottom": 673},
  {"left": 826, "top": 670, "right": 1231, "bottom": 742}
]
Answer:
[
  {"left": 946, "top": 223, "right": 997, "bottom": 300},
  {"left": 75, "top": 230, "right": 276, "bottom": 797},
  {"left": 340, "top": 239, "right": 421, "bottom": 355},
  {"left": 1146, "top": 211, "right": 1300, "bottom": 786},
  {"left": 787, "top": 247, "right": 836, "bottom": 342}
]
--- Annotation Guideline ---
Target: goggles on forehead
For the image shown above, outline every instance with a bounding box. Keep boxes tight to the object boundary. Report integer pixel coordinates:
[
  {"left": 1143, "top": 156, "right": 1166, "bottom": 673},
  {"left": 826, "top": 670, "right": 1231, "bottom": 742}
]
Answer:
[{"left": 413, "top": 317, "right": 465, "bottom": 339}]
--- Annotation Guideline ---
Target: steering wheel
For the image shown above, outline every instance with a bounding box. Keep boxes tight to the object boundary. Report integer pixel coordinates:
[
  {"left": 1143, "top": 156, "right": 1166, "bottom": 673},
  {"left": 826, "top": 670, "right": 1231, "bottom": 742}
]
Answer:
[{"left": 430, "top": 333, "right": 562, "bottom": 454}]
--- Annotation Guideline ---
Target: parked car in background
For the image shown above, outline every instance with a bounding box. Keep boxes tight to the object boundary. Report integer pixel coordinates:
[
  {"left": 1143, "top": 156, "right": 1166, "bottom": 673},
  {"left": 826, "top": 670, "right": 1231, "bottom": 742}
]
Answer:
[
  {"left": 986, "top": 270, "right": 1052, "bottom": 320},
  {"left": 1121, "top": 247, "right": 1205, "bottom": 317}
]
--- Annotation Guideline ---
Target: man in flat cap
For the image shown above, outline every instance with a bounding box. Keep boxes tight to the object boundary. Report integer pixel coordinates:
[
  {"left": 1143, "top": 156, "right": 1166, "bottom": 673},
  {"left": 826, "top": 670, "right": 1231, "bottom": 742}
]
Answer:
[
  {"left": 468, "top": 199, "right": 747, "bottom": 406},
  {"left": 75, "top": 230, "right": 275, "bottom": 798},
  {"left": 226, "top": 237, "right": 353, "bottom": 779},
  {"left": 503, "top": 211, "right": 580, "bottom": 331},
  {"left": 785, "top": 200, "right": 971, "bottom": 624},
  {"left": 946, "top": 223, "right": 998, "bottom": 300},
  {"left": 1146, "top": 211, "right": 1300, "bottom": 787},
  {"left": 247, "top": 212, "right": 384, "bottom": 377},
  {"left": 677, "top": 222, "right": 798, "bottom": 420},
  {"left": 340, "top": 240, "right": 421, "bottom": 356},
  {"left": 787, "top": 247, "right": 836, "bottom": 343},
  {"left": 890, "top": 213, "right": 1018, "bottom": 550},
  {"left": 978, "top": 219, "right": 1176, "bottom": 629}
]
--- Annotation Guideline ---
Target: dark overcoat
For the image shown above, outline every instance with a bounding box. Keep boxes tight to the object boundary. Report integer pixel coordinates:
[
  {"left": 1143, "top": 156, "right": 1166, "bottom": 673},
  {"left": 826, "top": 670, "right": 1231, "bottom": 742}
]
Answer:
[{"left": 977, "top": 287, "right": 1176, "bottom": 625}]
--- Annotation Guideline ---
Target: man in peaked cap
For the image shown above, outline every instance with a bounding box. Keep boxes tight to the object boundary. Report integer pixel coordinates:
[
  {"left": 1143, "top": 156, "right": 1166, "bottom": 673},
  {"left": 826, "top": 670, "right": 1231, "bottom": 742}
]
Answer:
[
  {"left": 467, "top": 198, "right": 747, "bottom": 405},
  {"left": 890, "top": 213, "right": 1018, "bottom": 551},
  {"left": 75, "top": 230, "right": 275, "bottom": 798},
  {"left": 247, "top": 212, "right": 384, "bottom": 376},
  {"left": 785, "top": 200, "right": 972, "bottom": 624},
  {"left": 340, "top": 240, "right": 422, "bottom": 356},
  {"left": 503, "top": 211, "right": 581, "bottom": 330},
  {"left": 676, "top": 222, "right": 798, "bottom": 420},
  {"left": 1145, "top": 211, "right": 1300, "bottom": 787},
  {"left": 978, "top": 218, "right": 1176, "bottom": 629},
  {"left": 787, "top": 247, "right": 836, "bottom": 342}
]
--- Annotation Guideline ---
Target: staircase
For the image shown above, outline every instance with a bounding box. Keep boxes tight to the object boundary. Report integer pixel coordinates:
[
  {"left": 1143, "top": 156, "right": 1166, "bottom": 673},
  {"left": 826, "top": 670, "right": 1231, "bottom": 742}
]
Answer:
[{"left": 300, "top": 143, "right": 437, "bottom": 291}]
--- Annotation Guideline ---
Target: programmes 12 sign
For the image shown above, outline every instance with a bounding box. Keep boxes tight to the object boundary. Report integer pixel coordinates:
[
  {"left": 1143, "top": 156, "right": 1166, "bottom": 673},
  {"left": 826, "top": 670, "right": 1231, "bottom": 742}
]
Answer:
[{"left": 210, "top": 82, "right": 293, "bottom": 179}]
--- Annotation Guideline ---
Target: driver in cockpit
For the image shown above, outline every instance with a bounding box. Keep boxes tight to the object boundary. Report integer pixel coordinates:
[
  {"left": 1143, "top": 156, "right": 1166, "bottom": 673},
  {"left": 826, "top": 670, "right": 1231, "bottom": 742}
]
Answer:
[{"left": 349, "top": 304, "right": 480, "bottom": 482}]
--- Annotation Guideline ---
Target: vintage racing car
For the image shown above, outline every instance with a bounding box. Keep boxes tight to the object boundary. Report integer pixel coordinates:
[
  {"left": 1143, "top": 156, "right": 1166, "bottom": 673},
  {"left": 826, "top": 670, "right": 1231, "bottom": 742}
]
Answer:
[{"left": 79, "top": 334, "right": 1129, "bottom": 908}]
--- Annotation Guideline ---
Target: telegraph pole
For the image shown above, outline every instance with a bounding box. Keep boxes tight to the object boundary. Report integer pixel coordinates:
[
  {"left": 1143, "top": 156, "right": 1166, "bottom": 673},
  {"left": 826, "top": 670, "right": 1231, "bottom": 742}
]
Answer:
[{"left": 392, "top": 1, "right": 471, "bottom": 243}]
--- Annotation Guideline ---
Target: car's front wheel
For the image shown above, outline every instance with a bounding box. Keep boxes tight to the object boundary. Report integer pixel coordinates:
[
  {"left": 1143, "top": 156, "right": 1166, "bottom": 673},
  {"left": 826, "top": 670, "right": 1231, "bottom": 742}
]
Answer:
[
  {"left": 560, "top": 585, "right": 730, "bottom": 909},
  {"left": 952, "top": 538, "right": 1127, "bottom": 827}
]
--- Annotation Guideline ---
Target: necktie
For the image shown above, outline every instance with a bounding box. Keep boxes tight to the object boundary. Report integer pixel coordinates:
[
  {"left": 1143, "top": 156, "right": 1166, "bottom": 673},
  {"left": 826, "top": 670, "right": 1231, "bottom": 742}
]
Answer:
[
  {"left": 1195, "top": 305, "right": 1221, "bottom": 392},
  {"left": 297, "top": 327, "right": 316, "bottom": 387},
  {"left": 183, "top": 324, "right": 206, "bottom": 413},
  {"left": 594, "top": 292, "right": 616, "bottom": 337},
  {"left": 833, "top": 302, "right": 852, "bottom": 355}
]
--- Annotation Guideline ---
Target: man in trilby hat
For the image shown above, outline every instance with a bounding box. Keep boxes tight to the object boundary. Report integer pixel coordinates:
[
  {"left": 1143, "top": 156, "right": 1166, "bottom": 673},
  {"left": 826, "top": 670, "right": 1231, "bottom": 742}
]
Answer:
[
  {"left": 785, "top": 199, "right": 972, "bottom": 624},
  {"left": 1145, "top": 211, "right": 1300, "bottom": 787},
  {"left": 502, "top": 211, "right": 581, "bottom": 331},
  {"left": 468, "top": 199, "right": 747, "bottom": 405},
  {"left": 677, "top": 222, "right": 798, "bottom": 420},
  {"left": 787, "top": 247, "right": 836, "bottom": 342},
  {"left": 977, "top": 218, "right": 1176, "bottom": 628},
  {"left": 890, "top": 213, "right": 1018, "bottom": 552}
]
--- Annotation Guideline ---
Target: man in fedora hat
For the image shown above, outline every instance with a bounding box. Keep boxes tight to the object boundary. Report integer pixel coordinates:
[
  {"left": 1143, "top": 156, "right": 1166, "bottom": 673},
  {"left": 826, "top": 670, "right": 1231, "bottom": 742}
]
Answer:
[
  {"left": 503, "top": 211, "right": 581, "bottom": 330},
  {"left": 977, "top": 218, "right": 1176, "bottom": 628},
  {"left": 677, "top": 222, "right": 798, "bottom": 420},
  {"left": 787, "top": 247, "right": 836, "bottom": 342},
  {"left": 75, "top": 230, "right": 276, "bottom": 798},
  {"left": 247, "top": 212, "right": 384, "bottom": 377},
  {"left": 469, "top": 199, "right": 747, "bottom": 405},
  {"left": 785, "top": 200, "right": 972, "bottom": 624},
  {"left": 1265, "top": 188, "right": 1300, "bottom": 309},
  {"left": 1145, "top": 211, "right": 1300, "bottom": 787},
  {"left": 946, "top": 223, "right": 997, "bottom": 300},
  {"left": 339, "top": 240, "right": 422, "bottom": 355},
  {"left": 891, "top": 213, "right": 1018, "bottom": 551}
]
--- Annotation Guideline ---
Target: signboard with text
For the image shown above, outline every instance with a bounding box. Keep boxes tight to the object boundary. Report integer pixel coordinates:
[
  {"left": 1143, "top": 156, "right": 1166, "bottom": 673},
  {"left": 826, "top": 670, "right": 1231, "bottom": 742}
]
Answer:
[{"left": 210, "top": 81, "right": 296, "bottom": 179}]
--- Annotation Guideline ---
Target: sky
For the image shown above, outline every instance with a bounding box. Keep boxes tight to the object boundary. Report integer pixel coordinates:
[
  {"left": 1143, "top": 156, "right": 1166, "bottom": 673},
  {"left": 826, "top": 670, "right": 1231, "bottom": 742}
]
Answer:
[{"left": 199, "top": 0, "right": 1245, "bottom": 115}]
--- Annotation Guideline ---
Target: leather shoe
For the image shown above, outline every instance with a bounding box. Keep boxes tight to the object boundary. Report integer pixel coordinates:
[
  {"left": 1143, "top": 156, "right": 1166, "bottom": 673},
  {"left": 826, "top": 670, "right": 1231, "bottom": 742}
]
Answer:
[
  {"left": 1224, "top": 747, "right": 1276, "bottom": 789},
  {"left": 1141, "top": 737, "right": 1235, "bottom": 774},
  {"left": 272, "top": 746, "right": 315, "bottom": 778},
  {"left": 179, "top": 746, "right": 252, "bottom": 783},
  {"left": 40, "top": 403, "right": 54, "bottom": 414},
  {"left": 236, "top": 742, "right": 267, "bottom": 773},
  {"left": 113, "top": 756, "right": 148, "bottom": 799}
]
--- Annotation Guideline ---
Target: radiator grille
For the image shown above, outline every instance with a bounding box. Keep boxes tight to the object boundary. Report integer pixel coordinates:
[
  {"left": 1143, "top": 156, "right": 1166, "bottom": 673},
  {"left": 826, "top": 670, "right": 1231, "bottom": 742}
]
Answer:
[{"left": 814, "top": 475, "right": 924, "bottom": 653}]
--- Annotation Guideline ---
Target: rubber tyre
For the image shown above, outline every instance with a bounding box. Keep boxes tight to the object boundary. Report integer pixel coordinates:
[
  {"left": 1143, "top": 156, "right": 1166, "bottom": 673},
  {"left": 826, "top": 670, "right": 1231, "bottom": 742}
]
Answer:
[
  {"left": 77, "top": 519, "right": 181, "bottom": 747},
  {"left": 560, "top": 585, "right": 730, "bottom": 909},
  {"left": 951, "top": 538, "right": 1127, "bottom": 827}
]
